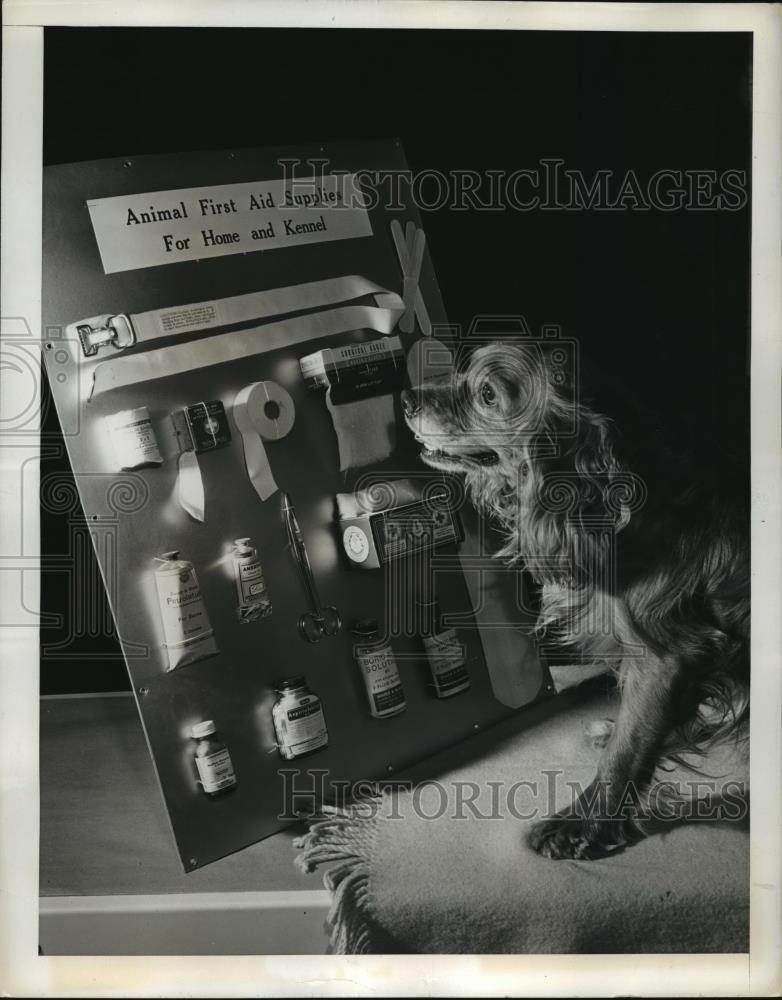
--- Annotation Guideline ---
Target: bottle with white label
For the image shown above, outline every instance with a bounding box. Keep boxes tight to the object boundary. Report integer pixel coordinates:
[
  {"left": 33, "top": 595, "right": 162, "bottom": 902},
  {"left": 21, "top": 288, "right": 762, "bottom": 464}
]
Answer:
[
  {"left": 352, "top": 619, "right": 406, "bottom": 718},
  {"left": 272, "top": 677, "right": 329, "bottom": 760},
  {"left": 105, "top": 406, "right": 163, "bottom": 471},
  {"left": 232, "top": 537, "right": 272, "bottom": 623},
  {"left": 191, "top": 720, "right": 237, "bottom": 797},
  {"left": 418, "top": 598, "right": 471, "bottom": 698}
]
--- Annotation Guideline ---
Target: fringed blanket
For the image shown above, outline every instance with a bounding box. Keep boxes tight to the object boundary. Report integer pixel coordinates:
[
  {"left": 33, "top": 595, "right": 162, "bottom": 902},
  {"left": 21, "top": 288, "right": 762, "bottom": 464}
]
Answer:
[{"left": 295, "top": 686, "right": 749, "bottom": 954}]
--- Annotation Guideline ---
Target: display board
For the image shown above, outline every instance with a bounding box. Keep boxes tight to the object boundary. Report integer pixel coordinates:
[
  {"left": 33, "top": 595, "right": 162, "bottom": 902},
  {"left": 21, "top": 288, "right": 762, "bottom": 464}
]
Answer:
[{"left": 42, "top": 141, "right": 544, "bottom": 870}]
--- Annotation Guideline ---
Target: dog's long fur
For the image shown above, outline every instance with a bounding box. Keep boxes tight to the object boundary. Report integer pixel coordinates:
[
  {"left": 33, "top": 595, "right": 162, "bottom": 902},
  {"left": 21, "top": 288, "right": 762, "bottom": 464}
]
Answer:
[{"left": 402, "top": 340, "right": 749, "bottom": 859}]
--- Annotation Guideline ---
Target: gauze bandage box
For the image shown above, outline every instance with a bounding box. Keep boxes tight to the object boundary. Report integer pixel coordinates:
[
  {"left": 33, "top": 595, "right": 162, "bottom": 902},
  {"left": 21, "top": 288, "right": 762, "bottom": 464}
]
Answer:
[
  {"left": 301, "top": 337, "right": 404, "bottom": 470},
  {"left": 300, "top": 336, "right": 404, "bottom": 402}
]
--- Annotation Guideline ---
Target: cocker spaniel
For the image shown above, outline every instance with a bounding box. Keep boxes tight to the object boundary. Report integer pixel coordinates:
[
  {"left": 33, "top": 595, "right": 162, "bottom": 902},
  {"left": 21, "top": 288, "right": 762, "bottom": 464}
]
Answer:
[{"left": 401, "top": 338, "right": 749, "bottom": 859}]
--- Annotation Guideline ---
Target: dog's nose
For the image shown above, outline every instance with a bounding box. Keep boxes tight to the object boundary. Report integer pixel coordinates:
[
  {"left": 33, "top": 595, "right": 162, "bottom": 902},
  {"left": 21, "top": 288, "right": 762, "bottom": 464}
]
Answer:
[{"left": 400, "top": 389, "right": 421, "bottom": 418}]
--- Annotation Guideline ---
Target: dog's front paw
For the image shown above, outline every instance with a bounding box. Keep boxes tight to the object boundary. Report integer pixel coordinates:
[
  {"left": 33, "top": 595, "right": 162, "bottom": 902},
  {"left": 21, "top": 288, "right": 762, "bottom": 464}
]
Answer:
[{"left": 528, "top": 814, "right": 637, "bottom": 860}]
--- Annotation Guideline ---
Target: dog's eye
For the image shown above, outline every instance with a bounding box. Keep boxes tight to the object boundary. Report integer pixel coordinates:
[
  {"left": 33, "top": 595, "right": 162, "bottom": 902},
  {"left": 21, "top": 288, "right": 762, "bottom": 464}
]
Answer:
[{"left": 480, "top": 382, "right": 497, "bottom": 406}]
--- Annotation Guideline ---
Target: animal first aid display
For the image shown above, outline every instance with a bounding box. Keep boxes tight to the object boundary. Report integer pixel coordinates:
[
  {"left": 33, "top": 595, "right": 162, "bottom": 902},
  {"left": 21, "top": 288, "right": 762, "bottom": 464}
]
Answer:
[{"left": 43, "top": 141, "right": 543, "bottom": 873}]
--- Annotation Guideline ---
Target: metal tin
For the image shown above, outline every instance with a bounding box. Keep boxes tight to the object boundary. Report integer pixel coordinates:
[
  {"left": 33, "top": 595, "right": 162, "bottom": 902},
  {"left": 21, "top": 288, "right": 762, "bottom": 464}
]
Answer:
[{"left": 171, "top": 399, "right": 231, "bottom": 455}]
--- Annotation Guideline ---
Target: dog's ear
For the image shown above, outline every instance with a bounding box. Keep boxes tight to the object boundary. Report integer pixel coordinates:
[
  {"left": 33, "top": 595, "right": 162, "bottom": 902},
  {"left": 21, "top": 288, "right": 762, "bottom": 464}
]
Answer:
[
  {"left": 565, "top": 411, "right": 624, "bottom": 522},
  {"left": 574, "top": 413, "right": 620, "bottom": 481}
]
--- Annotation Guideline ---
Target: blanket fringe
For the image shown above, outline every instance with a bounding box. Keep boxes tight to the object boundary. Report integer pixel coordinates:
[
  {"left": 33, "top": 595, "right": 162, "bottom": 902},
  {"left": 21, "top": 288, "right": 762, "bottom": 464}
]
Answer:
[{"left": 294, "top": 794, "right": 382, "bottom": 954}]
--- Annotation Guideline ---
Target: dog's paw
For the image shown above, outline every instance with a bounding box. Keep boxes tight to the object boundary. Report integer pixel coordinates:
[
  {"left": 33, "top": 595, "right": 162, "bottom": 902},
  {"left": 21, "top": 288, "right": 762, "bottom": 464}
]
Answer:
[{"left": 527, "top": 814, "right": 637, "bottom": 860}]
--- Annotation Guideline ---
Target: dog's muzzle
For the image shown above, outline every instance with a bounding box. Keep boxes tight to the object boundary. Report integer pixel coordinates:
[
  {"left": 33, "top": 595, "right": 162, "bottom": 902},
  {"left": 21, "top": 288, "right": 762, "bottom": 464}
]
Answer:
[{"left": 400, "top": 388, "right": 420, "bottom": 418}]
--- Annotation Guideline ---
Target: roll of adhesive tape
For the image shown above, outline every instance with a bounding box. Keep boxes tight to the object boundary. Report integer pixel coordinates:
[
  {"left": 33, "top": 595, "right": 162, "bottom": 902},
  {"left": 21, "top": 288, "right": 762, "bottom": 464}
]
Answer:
[{"left": 233, "top": 381, "right": 295, "bottom": 501}]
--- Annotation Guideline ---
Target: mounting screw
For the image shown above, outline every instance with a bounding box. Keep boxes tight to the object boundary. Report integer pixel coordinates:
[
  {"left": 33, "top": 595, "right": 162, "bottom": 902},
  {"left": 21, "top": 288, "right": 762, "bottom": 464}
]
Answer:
[
  {"left": 138, "top": 686, "right": 149, "bottom": 696},
  {"left": 188, "top": 857, "right": 198, "bottom": 868},
  {"left": 473, "top": 723, "right": 480, "bottom": 730},
  {"left": 387, "top": 765, "right": 394, "bottom": 773},
  {"left": 123, "top": 160, "right": 132, "bottom": 168}
]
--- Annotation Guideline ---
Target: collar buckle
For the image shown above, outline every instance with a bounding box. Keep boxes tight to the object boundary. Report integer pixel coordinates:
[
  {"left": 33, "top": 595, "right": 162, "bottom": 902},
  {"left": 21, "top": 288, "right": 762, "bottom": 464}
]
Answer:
[{"left": 77, "top": 314, "right": 135, "bottom": 357}]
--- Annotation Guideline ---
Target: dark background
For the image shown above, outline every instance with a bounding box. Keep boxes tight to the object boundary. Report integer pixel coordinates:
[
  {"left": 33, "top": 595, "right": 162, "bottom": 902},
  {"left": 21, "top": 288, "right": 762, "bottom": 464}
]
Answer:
[{"left": 41, "top": 27, "right": 752, "bottom": 694}]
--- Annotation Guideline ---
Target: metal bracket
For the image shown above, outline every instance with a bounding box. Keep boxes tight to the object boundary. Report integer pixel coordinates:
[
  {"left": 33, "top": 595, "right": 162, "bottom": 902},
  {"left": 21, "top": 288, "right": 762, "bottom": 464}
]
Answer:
[{"left": 77, "top": 314, "right": 135, "bottom": 357}]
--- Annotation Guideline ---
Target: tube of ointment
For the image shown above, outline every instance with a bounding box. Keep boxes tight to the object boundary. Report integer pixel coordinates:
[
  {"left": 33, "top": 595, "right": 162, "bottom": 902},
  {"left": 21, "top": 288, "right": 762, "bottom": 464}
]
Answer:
[
  {"left": 153, "top": 551, "right": 219, "bottom": 670},
  {"left": 232, "top": 537, "right": 272, "bottom": 623}
]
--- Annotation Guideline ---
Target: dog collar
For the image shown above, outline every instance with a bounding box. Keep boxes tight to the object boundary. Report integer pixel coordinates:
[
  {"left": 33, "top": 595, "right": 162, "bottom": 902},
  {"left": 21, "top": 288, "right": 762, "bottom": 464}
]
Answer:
[{"left": 72, "top": 275, "right": 400, "bottom": 359}]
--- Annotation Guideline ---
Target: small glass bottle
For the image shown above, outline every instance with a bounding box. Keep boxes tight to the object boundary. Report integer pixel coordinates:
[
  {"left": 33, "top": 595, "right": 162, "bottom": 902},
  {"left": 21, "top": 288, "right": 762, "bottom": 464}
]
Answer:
[
  {"left": 232, "top": 537, "right": 272, "bottom": 623},
  {"left": 352, "top": 619, "right": 406, "bottom": 718},
  {"left": 191, "top": 720, "right": 237, "bottom": 796},
  {"left": 272, "top": 677, "right": 329, "bottom": 760},
  {"left": 418, "top": 598, "right": 471, "bottom": 698}
]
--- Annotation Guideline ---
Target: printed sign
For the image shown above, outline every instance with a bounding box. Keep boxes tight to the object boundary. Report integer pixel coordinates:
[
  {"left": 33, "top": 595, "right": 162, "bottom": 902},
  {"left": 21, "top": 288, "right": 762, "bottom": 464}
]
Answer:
[{"left": 87, "top": 173, "right": 373, "bottom": 274}]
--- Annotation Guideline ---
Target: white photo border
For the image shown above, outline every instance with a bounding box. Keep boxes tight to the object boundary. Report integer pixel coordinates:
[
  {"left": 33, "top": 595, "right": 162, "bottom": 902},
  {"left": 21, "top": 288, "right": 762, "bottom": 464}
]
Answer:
[{"left": 1, "top": 2, "right": 779, "bottom": 996}]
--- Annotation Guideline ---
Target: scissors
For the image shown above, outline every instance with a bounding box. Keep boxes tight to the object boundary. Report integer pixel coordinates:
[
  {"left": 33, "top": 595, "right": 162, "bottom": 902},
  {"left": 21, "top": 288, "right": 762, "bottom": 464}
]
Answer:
[{"left": 281, "top": 492, "right": 342, "bottom": 643}]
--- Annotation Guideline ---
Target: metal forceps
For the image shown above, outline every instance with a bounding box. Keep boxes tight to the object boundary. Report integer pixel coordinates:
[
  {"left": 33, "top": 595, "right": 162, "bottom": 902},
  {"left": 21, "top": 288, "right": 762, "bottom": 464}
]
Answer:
[{"left": 281, "top": 492, "right": 341, "bottom": 643}]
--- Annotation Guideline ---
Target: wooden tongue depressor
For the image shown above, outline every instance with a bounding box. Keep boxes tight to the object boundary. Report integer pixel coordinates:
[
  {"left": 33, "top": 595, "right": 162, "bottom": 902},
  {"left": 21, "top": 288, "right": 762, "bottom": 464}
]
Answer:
[
  {"left": 390, "top": 219, "right": 433, "bottom": 336},
  {"left": 400, "top": 228, "right": 426, "bottom": 335}
]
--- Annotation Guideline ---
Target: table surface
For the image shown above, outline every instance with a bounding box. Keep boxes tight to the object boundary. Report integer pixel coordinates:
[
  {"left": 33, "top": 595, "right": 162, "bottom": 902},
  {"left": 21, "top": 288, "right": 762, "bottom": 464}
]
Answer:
[{"left": 39, "top": 692, "right": 323, "bottom": 896}]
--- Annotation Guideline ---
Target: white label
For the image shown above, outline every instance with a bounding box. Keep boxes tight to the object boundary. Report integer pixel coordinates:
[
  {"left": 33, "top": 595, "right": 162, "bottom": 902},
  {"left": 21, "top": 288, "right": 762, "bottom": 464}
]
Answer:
[
  {"left": 155, "top": 566, "right": 213, "bottom": 646},
  {"left": 87, "top": 174, "right": 373, "bottom": 274},
  {"left": 343, "top": 525, "right": 371, "bottom": 563},
  {"left": 236, "top": 556, "right": 267, "bottom": 605},
  {"left": 106, "top": 409, "right": 162, "bottom": 469},
  {"left": 195, "top": 748, "right": 236, "bottom": 793},
  {"left": 158, "top": 303, "right": 220, "bottom": 335}
]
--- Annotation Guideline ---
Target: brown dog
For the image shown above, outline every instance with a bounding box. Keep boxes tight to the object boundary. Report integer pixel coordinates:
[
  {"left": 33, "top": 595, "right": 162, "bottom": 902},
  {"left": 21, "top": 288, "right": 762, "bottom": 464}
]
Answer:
[{"left": 402, "top": 340, "right": 749, "bottom": 859}]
